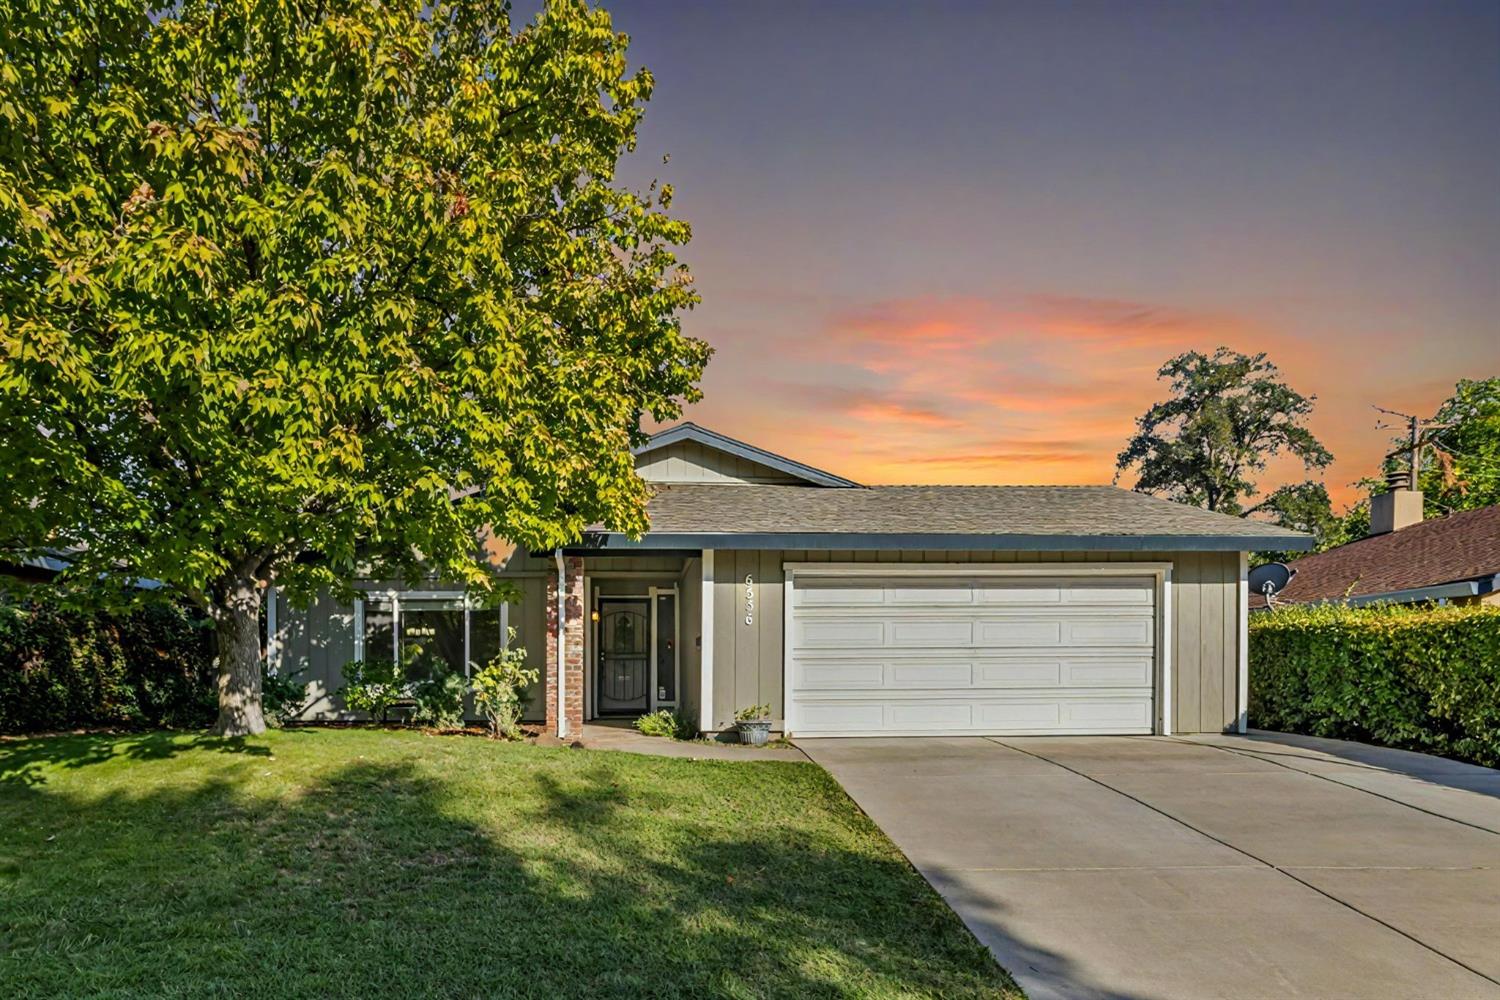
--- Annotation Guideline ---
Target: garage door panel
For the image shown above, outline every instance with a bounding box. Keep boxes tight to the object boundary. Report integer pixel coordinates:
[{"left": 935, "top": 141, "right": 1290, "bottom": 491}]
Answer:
[
  {"left": 797, "top": 619, "right": 884, "bottom": 648},
  {"left": 889, "top": 660, "right": 975, "bottom": 687},
  {"left": 791, "top": 695, "right": 1153, "bottom": 735},
  {"left": 890, "top": 703, "right": 973, "bottom": 728},
  {"left": 1063, "top": 700, "right": 1154, "bottom": 729},
  {"left": 975, "top": 700, "right": 1064, "bottom": 728},
  {"left": 975, "top": 583, "right": 1063, "bottom": 604},
  {"left": 1063, "top": 617, "right": 1155, "bottom": 645},
  {"left": 1064, "top": 657, "right": 1153, "bottom": 686},
  {"left": 1059, "top": 580, "right": 1156, "bottom": 605},
  {"left": 798, "top": 702, "right": 885, "bottom": 731},
  {"left": 795, "top": 582, "right": 886, "bottom": 606},
  {"left": 890, "top": 583, "right": 976, "bottom": 604},
  {"left": 790, "top": 572, "right": 1159, "bottom": 737},
  {"left": 799, "top": 661, "right": 885, "bottom": 689},
  {"left": 973, "top": 660, "right": 1065, "bottom": 687},
  {"left": 889, "top": 619, "right": 974, "bottom": 646},
  {"left": 975, "top": 619, "right": 1065, "bottom": 645}
]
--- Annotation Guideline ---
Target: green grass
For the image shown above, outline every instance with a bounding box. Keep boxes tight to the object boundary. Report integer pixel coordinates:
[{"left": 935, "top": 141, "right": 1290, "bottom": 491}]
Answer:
[{"left": 0, "top": 729, "right": 1020, "bottom": 999}]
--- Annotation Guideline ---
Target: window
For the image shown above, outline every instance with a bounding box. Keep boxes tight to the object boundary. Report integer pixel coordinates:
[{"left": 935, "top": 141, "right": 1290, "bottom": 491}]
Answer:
[
  {"left": 357, "top": 592, "right": 505, "bottom": 678},
  {"left": 362, "top": 599, "right": 396, "bottom": 663},
  {"left": 655, "top": 592, "right": 677, "bottom": 703},
  {"left": 469, "top": 606, "right": 503, "bottom": 671},
  {"left": 399, "top": 599, "right": 466, "bottom": 680}
]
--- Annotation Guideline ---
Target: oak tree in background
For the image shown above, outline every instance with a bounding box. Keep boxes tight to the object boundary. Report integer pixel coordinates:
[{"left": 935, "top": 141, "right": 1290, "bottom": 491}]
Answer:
[
  {"left": 1115, "top": 348, "right": 1332, "bottom": 515},
  {"left": 0, "top": 0, "right": 709, "bottom": 735}
]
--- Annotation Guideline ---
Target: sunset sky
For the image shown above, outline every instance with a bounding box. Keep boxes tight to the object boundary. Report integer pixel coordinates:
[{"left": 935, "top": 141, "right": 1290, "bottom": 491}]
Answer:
[{"left": 605, "top": 0, "right": 1499, "bottom": 509}]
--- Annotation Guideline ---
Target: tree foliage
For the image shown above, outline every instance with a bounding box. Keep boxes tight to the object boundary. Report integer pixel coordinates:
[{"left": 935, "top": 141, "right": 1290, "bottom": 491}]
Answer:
[
  {"left": 1244, "top": 480, "right": 1339, "bottom": 565},
  {"left": 1116, "top": 348, "right": 1332, "bottom": 514},
  {"left": 1410, "top": 377, "right": 1500, "bottom": 516},
  {"left": 0, "top": 0, "right": 708, "bottom": 734}
]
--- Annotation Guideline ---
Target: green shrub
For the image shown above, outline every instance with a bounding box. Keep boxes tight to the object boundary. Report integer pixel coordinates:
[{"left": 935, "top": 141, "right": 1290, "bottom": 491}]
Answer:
[
  {"left": 470, "top": 631, "right": 536, "bottom": 739},
  {"left": 338, "top": 658, "right": 405, "bottom": 723},
  {"left": 411, "top": 670, "right": 467, "bottom": 728},
  {"left": 735, "top": 703, "right": 770, "bottom": 723},
  {"left": 634, "top": 708, "right": 695, "bottom": 741},
  {"left": 262, "top": 667, "right": 308, "bottom": 728},
  {"left": 1250, "top": 603, "right": 1500, "bottom": 767},
  {"left": 0, "top": 597, "right": 215, "bottom": 733}
]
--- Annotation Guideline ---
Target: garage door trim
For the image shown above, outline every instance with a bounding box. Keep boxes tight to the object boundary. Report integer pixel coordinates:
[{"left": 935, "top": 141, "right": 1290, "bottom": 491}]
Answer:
[{"left": 782, "top": 562, "right": 1174, "bottom": 738}]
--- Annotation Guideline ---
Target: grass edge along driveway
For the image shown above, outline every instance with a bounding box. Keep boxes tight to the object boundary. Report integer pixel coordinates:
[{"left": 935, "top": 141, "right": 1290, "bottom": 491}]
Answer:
[{"left": 0, "top": 728, "right": 1021, "bottom": 999}]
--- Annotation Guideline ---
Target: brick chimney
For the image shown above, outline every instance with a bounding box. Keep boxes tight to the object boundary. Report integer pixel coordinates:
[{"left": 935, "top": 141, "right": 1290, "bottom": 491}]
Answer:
[{"left": 1370, "top": 476, "right": 1424, "bottom": 535}]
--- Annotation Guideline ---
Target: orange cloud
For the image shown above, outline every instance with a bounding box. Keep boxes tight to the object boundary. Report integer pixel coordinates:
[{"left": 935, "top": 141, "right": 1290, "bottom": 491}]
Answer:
[{"left": 686, "top": 291, "right": 1377, "bottom": 506}]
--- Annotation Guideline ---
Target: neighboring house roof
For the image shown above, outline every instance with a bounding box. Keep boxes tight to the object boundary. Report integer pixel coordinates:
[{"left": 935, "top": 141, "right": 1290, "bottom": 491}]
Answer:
[
  {"left": 634, "top": 422, "right": 863, "bottom": 489},
  {"left": 1256, "top": 504, "right": 1500, "bottom": 606},
  {"left": 580, "top": 483, "right": 1312, "bottom": 552}
]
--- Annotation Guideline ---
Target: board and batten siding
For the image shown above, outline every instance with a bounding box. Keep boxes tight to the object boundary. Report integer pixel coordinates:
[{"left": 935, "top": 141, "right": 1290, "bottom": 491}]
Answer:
[
  {"left": 709, "top": 549, "right": 1244, "bottom": 735},
  {"left": 274, "top": 547, "right": 554, "bottom": 722},
  {"left": 635, "top": 439, "right": 805, "bottom": 484},
  {"left": 677, "top": 557, "right": 704, "bottom": 724}
]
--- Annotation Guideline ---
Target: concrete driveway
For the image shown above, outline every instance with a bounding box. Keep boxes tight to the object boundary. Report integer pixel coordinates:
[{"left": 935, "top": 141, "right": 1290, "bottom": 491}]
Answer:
[{"left": 802, "top": 732, "right": 1500, "bottom": 1000}]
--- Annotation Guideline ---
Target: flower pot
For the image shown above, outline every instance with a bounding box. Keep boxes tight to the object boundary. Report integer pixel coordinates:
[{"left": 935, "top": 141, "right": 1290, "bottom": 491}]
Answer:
[{"left": 736, "top": 719, "right": 772, "bottom": 746}]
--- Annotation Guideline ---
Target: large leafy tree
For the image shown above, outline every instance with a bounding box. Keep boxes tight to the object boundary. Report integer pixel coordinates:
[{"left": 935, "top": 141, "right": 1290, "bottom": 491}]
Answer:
[
  {"left": 1115, "top": 348, "right": 1332, "bottom": 515},
  {"left": 0, "top": 0, "right": 709, "bottom": 735},
  {"left": 1409, "top": 377, "right": 1500, "bottom": 516}
]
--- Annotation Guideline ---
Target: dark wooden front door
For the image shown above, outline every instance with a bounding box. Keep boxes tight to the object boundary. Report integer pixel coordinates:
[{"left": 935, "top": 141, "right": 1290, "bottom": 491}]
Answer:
[{"left": 596, "top": 598, "right": 650, "bottom": 716}]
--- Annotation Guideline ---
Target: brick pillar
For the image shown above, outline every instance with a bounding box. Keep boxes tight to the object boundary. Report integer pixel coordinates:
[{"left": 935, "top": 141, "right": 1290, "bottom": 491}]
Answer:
[{"left": 544, "top": 555, "right": 585, "bottom": 737}]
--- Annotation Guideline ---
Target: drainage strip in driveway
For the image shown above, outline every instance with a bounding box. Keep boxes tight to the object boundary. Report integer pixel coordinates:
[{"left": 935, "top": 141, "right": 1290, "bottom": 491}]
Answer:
[{"left": 802, "top": 734, "right": 1500, "bottom": 1000}]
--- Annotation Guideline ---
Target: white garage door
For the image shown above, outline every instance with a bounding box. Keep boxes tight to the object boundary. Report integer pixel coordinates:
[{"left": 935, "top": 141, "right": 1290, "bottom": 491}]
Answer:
[{"left": 788, "top": 572, "right": 1158, "bottom": 736}]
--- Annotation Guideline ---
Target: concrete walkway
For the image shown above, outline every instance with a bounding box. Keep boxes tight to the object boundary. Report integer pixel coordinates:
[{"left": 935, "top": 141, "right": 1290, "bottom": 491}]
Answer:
[
  {"left": 576, "top": 721, "right": 809, "bottom": 762},
  {"left": 803, "top": 732, "right": 1500, "bottom": 1000}
]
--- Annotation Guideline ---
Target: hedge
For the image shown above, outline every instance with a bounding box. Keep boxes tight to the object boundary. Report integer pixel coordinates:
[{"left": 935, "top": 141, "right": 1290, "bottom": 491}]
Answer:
[
  {"left": 0, "top": 598, "right": 216, "bottom": 734},
  {"left": 1250, "top": 602, "right": 1500, "bottom": 767}
]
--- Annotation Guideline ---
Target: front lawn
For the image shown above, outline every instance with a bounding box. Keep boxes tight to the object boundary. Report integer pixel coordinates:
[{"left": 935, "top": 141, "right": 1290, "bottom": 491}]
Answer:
[{"left": 0, "top": 729, "right": 1020, "bottom": 998}]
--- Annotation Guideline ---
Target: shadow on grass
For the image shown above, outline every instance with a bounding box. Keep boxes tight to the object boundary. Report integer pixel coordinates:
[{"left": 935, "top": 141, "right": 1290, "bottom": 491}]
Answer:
[
  {"left": 0, "top": 730, "right": 285, "bottom": 789},
  {"left": 0, "top": 741, "right": 1022, "bottom": 998}
]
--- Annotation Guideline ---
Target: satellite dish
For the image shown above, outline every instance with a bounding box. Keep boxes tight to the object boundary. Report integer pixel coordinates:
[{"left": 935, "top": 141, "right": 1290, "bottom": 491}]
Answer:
[{"left": 1248, "top": 562, "right": 1294, "bottom": 605}]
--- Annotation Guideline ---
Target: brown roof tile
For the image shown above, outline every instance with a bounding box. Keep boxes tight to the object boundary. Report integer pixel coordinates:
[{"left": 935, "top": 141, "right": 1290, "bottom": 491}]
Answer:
[{"left": 1265, "top": 504, "right": 1500, "bottom": 604}]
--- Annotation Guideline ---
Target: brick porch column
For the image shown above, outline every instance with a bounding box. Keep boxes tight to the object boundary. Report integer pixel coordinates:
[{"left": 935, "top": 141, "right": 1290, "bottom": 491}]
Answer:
[{"left": 544, "top": 554, "right": 585, "bottom": 737}]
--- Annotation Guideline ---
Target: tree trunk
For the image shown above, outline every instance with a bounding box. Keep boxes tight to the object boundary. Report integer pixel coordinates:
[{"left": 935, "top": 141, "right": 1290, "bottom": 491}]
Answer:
[{"left": 211, "top": 576, "right": 266, "bottom": 737}]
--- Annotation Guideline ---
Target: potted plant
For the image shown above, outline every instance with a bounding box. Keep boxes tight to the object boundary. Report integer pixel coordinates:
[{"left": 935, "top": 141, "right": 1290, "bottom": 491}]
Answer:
[{"left": 734, "top": 703, "right": 772, "bottom": 746}]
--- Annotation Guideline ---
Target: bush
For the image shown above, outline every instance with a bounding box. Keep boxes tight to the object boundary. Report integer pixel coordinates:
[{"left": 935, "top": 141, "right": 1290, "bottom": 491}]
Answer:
[
  {"left": 1251, "top": 603, "right": 1500, "bottom": 767},
  {"left": 0, "top": 597, "right": 215, "bottom": 733},
  {"left": 338, "top": 658, "right": 405, "bottom": 723},
  {"left": 262, "top": 667, "right": 308, "bottom": 728},
  {"left": 634, "top": 708, "right": 695, "bottom": 741},
  {"left": 470, "top": 632, "right": 536, "bottom": 739},
  {"left": 411, "top": 670, "right": 467, "bottom": 728}
]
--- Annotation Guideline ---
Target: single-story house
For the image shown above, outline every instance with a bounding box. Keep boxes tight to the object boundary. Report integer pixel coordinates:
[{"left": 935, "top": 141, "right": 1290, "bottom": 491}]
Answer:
[
  {"left": 1253, "top": 492, "right": 1500, "bottom": 608},
  {"left": 270, "top": 422, "right": 1309, "bottom": 739}
]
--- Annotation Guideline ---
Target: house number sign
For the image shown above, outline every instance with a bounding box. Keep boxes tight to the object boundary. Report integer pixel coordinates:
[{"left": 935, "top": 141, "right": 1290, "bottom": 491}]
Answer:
[{"left": 744, "top": 573, "right": 755, "bottom": 626}]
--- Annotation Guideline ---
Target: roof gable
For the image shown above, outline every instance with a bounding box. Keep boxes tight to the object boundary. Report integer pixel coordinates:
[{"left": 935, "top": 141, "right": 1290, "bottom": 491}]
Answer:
[{"left": 634, "top": 423, "right": 861, "bottom": 488}]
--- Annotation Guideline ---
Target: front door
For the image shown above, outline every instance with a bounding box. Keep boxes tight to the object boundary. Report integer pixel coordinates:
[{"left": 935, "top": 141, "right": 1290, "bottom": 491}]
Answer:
[{"left": 596, "top": 598, "right": 651, "bottom": 716}]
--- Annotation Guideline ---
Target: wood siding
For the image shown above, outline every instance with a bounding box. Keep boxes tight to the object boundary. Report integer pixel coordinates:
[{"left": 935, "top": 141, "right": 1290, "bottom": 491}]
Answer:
[
  {"left": 274, "top": 547, "right": 554, "bottom": 722},
  {"left": 678, "top": 557, "right": 703, "bottom": 723},
  {"left": 635, "top": 439, "right": 805, "bottom": 484},
  {"left": 709, "top": 549, "right": 1243, "bottom": 735}
]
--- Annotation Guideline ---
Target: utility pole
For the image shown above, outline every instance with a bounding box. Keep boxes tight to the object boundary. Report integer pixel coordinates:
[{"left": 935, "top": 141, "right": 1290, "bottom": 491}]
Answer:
[{"left": 1373, "top": 406, "right": 1452, "bottom": 490}]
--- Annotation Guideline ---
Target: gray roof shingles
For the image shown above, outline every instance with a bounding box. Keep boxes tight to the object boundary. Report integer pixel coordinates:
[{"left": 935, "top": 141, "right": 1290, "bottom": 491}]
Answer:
[{"left": 584, "top": 484, "right": 1311, "bottom": 549}]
